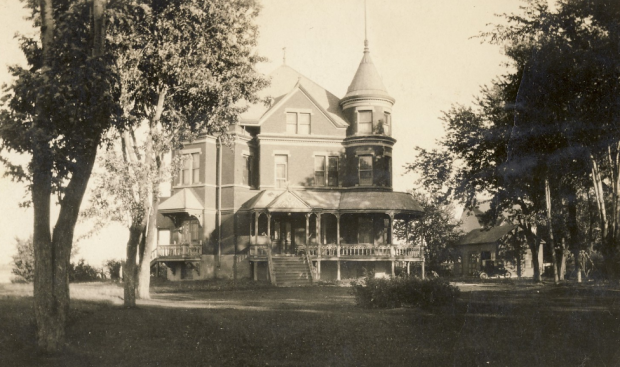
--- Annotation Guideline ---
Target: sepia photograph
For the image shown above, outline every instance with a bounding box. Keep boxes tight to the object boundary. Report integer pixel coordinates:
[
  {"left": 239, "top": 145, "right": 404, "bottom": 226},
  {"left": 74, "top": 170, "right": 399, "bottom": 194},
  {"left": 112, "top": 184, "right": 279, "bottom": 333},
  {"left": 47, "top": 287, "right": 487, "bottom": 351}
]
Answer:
[{"left": 0, "top": 0, "right": 619, "bottom": 365}]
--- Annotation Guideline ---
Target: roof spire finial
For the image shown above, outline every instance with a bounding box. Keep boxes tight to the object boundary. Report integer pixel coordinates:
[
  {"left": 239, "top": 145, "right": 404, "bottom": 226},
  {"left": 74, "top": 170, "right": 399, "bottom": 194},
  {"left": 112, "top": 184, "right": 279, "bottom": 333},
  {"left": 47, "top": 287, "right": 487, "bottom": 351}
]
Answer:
[
  {"left": 282, "top": 47, "right": 287, "bottom": 65},
  {"left": 364, "top": 0, "right": 369, "bottom": 52}
]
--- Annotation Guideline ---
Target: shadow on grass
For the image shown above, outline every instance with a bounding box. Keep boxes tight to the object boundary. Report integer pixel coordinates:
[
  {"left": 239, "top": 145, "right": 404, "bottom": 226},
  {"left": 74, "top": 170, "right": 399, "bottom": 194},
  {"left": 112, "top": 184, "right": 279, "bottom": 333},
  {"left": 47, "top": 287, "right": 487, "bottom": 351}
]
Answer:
[{"left": 2, "top": 282, "right": 620, "bottom": 366}]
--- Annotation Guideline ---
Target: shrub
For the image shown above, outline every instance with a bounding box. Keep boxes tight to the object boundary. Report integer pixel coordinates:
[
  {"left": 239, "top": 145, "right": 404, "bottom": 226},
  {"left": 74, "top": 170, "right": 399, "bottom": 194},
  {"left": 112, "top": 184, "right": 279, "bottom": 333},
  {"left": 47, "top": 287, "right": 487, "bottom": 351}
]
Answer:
[
  {"left": 104, "top": 259, "right": 122, "bottom": 281},
  {"left": 351, "top": 275, "right": 460, "bottom": 310},
  {"left": 69, "top": 259, "right": 102, "bottom": 282},
  {"left": 11, "top": 236, "right": 34, "bottom": 283}
]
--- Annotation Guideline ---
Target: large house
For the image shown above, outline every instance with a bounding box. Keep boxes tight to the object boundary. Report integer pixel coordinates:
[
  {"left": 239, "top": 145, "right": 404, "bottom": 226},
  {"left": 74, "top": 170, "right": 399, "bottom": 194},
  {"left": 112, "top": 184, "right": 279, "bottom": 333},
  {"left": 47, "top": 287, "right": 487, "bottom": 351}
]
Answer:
[{"left": 151, "top": 37, "right": 425, "bottom": 285}]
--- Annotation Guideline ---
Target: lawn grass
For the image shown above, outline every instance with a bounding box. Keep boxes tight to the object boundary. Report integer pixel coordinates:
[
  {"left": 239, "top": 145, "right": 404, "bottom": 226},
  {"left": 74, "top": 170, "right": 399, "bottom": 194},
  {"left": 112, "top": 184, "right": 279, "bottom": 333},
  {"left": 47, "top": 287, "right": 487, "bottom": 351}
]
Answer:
[{"left": 1, "top": 280, "right": 619, "bottom": 366}]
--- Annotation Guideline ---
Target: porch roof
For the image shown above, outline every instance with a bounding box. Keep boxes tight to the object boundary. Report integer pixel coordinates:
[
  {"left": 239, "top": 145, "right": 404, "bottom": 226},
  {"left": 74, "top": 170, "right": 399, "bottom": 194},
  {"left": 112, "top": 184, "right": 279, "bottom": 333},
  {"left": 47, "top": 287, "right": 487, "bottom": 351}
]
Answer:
[
  {"left": 158, "top": 188, "right": 205, "bottom": 225},
  {"left": 239, "top": 189, "right": 423, "bottom": 215},
  {"left": 457, "top": 224, "right": 516, "bottom": 246},
  {"left": 159, "top": 188, "right": 204, "bottom": 213}
]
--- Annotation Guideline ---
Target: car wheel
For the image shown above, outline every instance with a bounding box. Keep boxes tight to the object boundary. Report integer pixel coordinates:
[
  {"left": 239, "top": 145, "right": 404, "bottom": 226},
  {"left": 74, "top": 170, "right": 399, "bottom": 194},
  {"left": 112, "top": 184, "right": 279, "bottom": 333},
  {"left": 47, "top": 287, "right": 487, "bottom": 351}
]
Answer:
[
  {"left": 480, "top": 272, "right": 488, "bottom": 279},
  {"left": 504, "top": 272, "right": 512, "bottom": 278}
]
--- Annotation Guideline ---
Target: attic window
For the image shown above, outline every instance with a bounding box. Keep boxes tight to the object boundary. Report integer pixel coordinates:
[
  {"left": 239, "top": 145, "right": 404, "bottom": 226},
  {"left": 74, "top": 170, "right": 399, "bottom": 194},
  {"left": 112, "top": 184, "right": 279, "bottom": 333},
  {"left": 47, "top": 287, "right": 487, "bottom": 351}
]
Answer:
[{"left": 286, "top": 112, "right": 311, "bottom": 135}]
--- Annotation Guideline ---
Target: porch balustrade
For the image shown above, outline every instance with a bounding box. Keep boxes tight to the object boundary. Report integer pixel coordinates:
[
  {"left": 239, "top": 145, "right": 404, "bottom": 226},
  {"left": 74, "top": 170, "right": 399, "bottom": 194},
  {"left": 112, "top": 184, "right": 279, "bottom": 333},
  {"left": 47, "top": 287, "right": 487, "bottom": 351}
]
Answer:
[
  {"left": 152, "top": 244, "right": 202, "bottom": 259},
  {"left": 249, "top": 243, "right": 422, "bottom": 260}
]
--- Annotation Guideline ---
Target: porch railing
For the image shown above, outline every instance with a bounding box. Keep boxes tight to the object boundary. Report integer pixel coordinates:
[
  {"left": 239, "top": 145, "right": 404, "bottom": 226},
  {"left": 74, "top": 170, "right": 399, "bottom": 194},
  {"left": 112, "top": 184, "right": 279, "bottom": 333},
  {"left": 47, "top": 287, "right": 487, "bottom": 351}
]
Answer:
[
  {"left": 151, "top": 244, "right": 202, "bottom": 260},
  {"left": 247, "top": 244, "right": 423, "bottom": 260},
  {"left": 249, "top": 244, "right": 269, "bottom": 258},
  {"left": 307, "top": 244, "right": 423, "bottom": 259}
]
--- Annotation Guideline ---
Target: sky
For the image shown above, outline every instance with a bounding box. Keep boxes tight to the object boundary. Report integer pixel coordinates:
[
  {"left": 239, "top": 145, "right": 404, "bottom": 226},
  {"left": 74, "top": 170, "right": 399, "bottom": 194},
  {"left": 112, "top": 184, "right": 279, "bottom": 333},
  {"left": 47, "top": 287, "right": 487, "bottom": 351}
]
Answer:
[{"left": 0, "top": 0, "right": 524, "bottom": 279}]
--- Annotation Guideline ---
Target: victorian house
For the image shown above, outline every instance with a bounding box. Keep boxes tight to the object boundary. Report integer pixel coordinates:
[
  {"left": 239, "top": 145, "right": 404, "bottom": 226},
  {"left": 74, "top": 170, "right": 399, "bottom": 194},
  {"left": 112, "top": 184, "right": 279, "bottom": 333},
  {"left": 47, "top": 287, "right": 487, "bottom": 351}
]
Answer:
[{"left": 152, "top": 37, "right": 425, "bottom": 285}]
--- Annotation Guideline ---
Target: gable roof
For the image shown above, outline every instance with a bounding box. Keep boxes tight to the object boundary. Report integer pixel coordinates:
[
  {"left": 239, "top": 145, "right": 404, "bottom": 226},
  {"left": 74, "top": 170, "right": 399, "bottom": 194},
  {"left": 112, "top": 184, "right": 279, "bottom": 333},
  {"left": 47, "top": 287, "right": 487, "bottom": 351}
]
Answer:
[
  {"left": 457, "top": 224, "right": 516, "bottom": 246},
  {"left": 238, "top": 65, "right": 349, "bottom": 128}
]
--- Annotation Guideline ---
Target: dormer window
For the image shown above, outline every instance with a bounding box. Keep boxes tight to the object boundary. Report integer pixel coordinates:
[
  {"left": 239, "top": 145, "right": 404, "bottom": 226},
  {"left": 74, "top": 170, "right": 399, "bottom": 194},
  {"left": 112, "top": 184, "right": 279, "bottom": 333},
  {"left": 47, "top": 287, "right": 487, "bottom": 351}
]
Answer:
[
  {"left": 358, "top": 111, "right": 372, "bottom": 134},
  {"left": 286, "top": 112, "right": 311, "bottom": 135}
]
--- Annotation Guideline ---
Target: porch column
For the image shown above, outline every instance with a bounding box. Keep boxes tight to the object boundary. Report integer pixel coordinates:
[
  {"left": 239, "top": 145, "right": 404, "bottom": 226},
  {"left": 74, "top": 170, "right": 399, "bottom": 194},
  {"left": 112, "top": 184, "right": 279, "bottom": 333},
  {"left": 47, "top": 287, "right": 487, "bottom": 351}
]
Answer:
[
  {"left": 254, "top": 211, "right": 259, "bottom": 244},
  {"left": 316, "top": 213, "right": 322, "bottom": 280},
  {"left": 305, "top": 214, "right": 310, "bottom": 247},
  {"left": 253, "top": 261, "right": 258, "bottom": 281},
  {"left": 405, "top": 218, "right": 410, "bottom": 245},
  {"left": 421, "top": 260, "right": 425, "bottom": 280},
  {"left": 266, "top": 212, "right": 271, "bottom": 244},
  {"left": 336, "top": 213, "right": 341, "bottom": 281},
  {"left": 407, "top": 261, "right": 410, "bottom": 275},
  {"left": 389, "top": 213, "right": 395, "bottom": 277}
]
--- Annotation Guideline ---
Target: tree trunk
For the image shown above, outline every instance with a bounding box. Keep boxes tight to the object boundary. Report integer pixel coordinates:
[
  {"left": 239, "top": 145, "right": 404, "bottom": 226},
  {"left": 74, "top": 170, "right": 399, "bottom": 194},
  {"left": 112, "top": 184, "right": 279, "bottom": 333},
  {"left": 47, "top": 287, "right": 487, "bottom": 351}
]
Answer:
[
  {"left": 138, "top": 196, "right": 158, "bottom": 299},
  {"left": 559, "top": 238, "right": 566, "bottom": 281},
  {"left": 32, "top": 0, "right": 62, "bottom": 353},
  {"left": 525, "top": 225, "right": 542, "bottom": 283},
  {"left": 137, "top": 88, "right": 166, "bottom": 300},
  {"left": 567, "top": 191, "right": 582, "bottom": 282},
  {"left": 124, "top": 224, "right": 143, "bottom": 308},
  {"left": 545, "top": 176, "right": 559, "bottom": 284}
]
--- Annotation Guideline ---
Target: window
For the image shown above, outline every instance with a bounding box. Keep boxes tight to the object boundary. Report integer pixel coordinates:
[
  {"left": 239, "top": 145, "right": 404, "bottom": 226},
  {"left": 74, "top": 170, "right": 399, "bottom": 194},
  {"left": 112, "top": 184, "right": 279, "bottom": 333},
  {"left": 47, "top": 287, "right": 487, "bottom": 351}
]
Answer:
[
  {"left": 286, "top": 112, "right": 297, "bottom": 134},
  {"left": 243, "top": 155, "right": 254, "bottom": 187},
  {"left": 359, "top": 156, "right": 373, "bottom": 185},
  {"left": 181, "top": 152, "right": 200, "bottom": 185},
  {"left": 358, "top": 217, "right": 373, "bottom": 244},
  {"left": 327, "top": 157, "right": 339, "bottom": 186},
  {"left": 314, "top": 156, "right": 339, "bottom": 187},
  {"left": 383, "top": 112, "right": 391, "bottom": 135},
  {"left": 385, "top": 156, "right": 391, "bottom": 187},
  {"left": 275, "top": 155, "right": 288, "bottom": 188},
  {"left": 158, "top": 230, "right": 170, "bottom": 245},
  {"left": 174, "top": 218, "right": 201, "bottom": 245},
  {"left": 358, "top": 110, "right": 372, "bottom": 134},
  {"left": 314, "top": 156, "right": 325, "bottom": 187},
  {"left": 286, "top": 112, "right": 311, "bottom": 135}
]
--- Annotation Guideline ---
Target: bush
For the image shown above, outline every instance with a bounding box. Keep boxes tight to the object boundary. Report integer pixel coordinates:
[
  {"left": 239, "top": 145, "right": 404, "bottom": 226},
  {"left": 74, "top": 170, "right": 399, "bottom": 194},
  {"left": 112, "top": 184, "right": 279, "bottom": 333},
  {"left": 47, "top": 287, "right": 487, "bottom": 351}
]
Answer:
[
  {"left": 351, "top": 275, "right": 460, "bottom": 310},
  {"left": 11, "top": 236, "right": 35, "bottom": 283},
  {"left": 69, "top": 259, "right": 102, "bottom": 283},
  {"left": 104, "top": 259, "right": 122, "bottom": 281}
]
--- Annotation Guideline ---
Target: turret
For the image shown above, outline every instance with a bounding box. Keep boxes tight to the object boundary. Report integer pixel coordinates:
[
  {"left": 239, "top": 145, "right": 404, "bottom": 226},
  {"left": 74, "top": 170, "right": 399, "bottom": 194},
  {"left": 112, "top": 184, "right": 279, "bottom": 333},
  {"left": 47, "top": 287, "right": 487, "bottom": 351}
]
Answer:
[{"left": 340, "top": 37, "right": 395, "bottom": 190}]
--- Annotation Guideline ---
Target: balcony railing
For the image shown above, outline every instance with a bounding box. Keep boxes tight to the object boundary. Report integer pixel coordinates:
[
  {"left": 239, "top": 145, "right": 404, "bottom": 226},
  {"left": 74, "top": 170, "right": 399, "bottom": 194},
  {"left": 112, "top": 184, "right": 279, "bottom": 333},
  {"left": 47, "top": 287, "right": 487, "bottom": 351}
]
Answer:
[{"left": 152, "top": 244, "right": 202, "bottom": 260}]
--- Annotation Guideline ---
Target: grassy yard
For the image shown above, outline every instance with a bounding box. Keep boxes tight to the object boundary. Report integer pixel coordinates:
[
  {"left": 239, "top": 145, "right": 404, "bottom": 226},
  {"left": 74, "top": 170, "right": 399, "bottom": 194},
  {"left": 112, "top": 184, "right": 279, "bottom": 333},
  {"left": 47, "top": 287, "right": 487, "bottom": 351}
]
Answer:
[{"left": 1, "top": 280, "right": 620, "bottom": 366}]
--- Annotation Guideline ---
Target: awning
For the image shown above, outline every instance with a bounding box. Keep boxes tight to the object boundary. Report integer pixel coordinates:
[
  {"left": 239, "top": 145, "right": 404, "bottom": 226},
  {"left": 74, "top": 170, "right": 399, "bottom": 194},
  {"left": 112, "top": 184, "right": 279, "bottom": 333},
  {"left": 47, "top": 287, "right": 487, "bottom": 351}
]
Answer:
[{"left": 158, "top": 188, "right": 204, "bottom": 225}]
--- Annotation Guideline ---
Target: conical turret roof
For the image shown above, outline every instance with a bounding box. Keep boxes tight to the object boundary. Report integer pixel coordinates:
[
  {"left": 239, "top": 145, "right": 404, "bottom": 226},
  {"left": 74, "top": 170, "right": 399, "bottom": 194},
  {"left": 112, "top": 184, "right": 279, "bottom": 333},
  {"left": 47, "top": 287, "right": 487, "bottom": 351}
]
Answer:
[{"left": 342, "top": 41, "right": 393, "bottom": 102}]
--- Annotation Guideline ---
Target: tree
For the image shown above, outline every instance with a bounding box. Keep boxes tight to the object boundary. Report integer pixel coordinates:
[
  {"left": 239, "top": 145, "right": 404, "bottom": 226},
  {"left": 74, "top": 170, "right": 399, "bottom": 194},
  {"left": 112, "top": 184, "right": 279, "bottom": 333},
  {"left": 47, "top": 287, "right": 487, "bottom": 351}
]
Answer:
[
  {"left": 84, "top": 0, "right": 268, "bottom": 305},
  {"left": 395, "top": 192, "right": 462, "bottom": 271},
  {"left": 0, "top": 0, "right": 122, "bottom": 352}
]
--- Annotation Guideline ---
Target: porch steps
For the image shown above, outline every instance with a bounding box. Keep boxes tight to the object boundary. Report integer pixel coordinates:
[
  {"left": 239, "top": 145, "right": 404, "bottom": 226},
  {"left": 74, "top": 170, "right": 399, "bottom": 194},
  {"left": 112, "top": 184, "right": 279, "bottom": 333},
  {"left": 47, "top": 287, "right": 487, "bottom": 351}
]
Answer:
[{"left": 271, "top": 256, "right": 313, "bottom": 287}]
